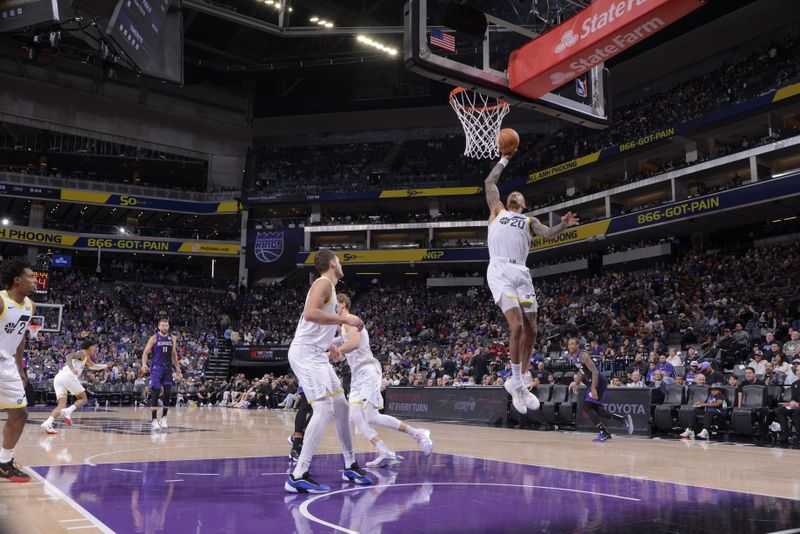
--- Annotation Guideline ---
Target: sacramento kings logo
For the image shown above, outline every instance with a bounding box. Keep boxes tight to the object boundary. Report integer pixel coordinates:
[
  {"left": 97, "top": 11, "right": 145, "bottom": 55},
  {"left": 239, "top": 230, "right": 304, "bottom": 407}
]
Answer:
[{"left": 254, "top": 232, "right": 284, "bottom": 263}]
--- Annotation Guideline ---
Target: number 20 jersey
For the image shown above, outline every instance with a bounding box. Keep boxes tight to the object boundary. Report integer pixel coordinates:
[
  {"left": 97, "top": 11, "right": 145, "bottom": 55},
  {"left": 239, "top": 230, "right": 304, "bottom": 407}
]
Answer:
[{"left": 488, "top": 209, "right": 531, "bottom": 263}]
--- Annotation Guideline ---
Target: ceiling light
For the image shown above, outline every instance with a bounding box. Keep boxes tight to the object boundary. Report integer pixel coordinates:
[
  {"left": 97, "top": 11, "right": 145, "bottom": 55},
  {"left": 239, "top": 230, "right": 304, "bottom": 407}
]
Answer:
[
  {"left": 318, "top": 19, "right": 326, "bottom": 25},
  {"left": 325, "top": 22, "right": 333, "bottom": 28},
  {"left": 356, "top": 35, "right": 399, "bottom": 56},
  {"left": 288, "top": 7, "right": 293, "bottom": 12},
  {"left": 1, "top": 218, "right": 9, "bottom": 226},
  {"left": 310, "top": 16, "right": 318, "bottom": 22}
]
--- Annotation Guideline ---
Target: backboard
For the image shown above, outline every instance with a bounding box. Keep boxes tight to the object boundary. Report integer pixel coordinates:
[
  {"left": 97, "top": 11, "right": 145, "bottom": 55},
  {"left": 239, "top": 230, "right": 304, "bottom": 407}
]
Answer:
[{"left": 404, "top": 0, "right": 611, "bottom": 128}]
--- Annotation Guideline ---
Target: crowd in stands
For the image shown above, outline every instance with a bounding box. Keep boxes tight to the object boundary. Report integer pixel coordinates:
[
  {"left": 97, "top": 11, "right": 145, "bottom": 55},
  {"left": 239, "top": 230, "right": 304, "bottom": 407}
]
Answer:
[
  {"left": 248, "top": 33, "right": 800, "bottom": 198},
  {"left": 16, "top": 230, "right": 800, "bottom": 443}
]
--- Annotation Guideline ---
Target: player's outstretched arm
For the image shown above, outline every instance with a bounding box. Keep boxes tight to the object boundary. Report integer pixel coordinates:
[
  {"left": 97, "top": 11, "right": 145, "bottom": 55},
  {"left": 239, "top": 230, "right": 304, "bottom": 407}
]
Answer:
[
  {"left": 530, "top": 211, "right": 580, "bottom": 239},
  {"left": 484, "top": 162, "right": 505, "bottom": 216}
]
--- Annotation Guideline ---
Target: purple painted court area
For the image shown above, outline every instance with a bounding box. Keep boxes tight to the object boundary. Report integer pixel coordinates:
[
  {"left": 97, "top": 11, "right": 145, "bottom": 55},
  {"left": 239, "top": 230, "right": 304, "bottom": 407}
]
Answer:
[{"left": 33, "top": 452, "right": 800, "bottom": 533}]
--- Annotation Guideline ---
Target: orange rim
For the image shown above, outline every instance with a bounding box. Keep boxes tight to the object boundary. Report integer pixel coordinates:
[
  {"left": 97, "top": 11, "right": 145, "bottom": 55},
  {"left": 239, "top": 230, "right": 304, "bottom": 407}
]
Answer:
[{"left": 449, "top": 87, "right": 509, "bottom": 112}]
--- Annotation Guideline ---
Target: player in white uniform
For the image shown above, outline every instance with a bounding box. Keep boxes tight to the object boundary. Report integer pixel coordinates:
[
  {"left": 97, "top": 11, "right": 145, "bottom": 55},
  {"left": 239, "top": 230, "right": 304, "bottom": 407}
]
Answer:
[
  {"left": 337, "top": 294, "right": 434, "bottom": 468},
  {"left": 0, "top": 258, "right": 37, "bottom": 482},
  {"left": 41, "top": 338, "right": 106, "bottom": 434},
  {"left": 284, "top": 250, "right": 372, "bottom": 494},
  {"left": 484, "top": 148, "right": 579, "bottom": 414}
]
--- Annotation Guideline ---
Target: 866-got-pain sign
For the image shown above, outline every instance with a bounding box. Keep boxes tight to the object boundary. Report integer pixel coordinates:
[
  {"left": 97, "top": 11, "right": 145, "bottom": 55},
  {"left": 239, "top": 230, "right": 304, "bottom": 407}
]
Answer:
[{"left": 245, "top": 227, "right": 303, "bottom": 268}]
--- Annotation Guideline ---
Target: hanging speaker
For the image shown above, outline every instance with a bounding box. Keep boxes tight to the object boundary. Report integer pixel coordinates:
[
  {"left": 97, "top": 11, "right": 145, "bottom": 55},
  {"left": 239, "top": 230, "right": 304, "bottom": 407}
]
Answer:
[{"left": 441, "top": 1, "right": 488, "bottom": 39}]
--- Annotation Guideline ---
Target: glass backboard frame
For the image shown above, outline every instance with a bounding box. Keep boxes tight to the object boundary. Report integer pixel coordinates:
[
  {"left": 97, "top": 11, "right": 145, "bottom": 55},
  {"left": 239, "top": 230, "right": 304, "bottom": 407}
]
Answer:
[{"left": 404, "top": 0, "right": 611, "bottom": 129}]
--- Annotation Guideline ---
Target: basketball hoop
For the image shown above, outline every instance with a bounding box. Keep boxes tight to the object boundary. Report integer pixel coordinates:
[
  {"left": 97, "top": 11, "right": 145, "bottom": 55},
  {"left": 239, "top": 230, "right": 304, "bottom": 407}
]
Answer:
[
  {"left": 449, "top": 87, "right": 511, "bottom": 159},
  {"left": 27, "top": 324, "right": 41, "bottom": 340}
]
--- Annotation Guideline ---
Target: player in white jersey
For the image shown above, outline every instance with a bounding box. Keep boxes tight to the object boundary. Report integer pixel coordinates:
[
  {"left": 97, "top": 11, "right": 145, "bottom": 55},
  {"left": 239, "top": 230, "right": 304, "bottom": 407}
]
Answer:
[
  {"left": 41, "top": 338, "right": 106, "bottom": 434},
  {"left": 336, "top": 294, "right": 433, "bottom": 468},
  {"left": 0, "top": 258, "right": 37, "bottom": 482},
  {"left": 484, "top": 147, "right": 579, "bottom": 414},
  {"left": 285, "top": 250, "right": 372, "bottom": 494}
]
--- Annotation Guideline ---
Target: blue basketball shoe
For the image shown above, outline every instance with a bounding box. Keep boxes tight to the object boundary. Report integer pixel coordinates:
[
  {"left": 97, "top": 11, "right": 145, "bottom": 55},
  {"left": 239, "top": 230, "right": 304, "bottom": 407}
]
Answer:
[
  {"left": 342, "top": 462, "right": 372, "bottom": 485},
  {"left": 285, "top": 472, "right": 331, "bottom": 494}
]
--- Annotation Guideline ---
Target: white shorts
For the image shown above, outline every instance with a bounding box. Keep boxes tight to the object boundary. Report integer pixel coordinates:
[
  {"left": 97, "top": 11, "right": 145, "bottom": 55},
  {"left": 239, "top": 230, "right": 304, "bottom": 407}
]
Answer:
[
  {"left": 0, "top": 374, "right": 27, "bottom": 410},
  {"left": 487, "top": 259, "right": 538, "bottom": 313},
  {"left": 349, "top": 363, "right": 384, "bottom": 409},
  {"left": 289, "top": 344, "right": 344, "bottom": 403},
  {"left": 54, "top": 371, "right": 85, "bottom": 399}
]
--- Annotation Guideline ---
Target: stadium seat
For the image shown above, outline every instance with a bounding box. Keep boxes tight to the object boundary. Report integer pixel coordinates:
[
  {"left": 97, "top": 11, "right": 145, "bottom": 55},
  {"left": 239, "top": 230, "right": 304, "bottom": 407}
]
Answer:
[
  {"left": 560, "top": 371, "right": 575, "bottom": 385},
  {"left": 678, "top": 385, "right": 708, "bottom": 430},
  {"left": 654, "top": 385, "right": 686, "bottom": 431},
  {"left": 766, "top": 385, "right": 783, "bottom": 408},
  {"left": 94, "top": 384, "right": 110, "bottom": 405},
  {"left": 557, "top": 385, "right": 585, "bottom": 426},
  {"left": 524, "top": 384, "right": 552, "bottom": 424},
  {"left": 542, "top": 384, "right": 568, "bottom": 425},
  {"left": 731, "top": 385, "right": 769, "bottom": 437},
  {"left": 121, "top": 383, "right": 134, "bottom": 405},
  {"left": 109, "top": 384, "right": 123, "bottom": 405},
  {"left": 674, "top": 365, "right": 685, "bottom": 377}
]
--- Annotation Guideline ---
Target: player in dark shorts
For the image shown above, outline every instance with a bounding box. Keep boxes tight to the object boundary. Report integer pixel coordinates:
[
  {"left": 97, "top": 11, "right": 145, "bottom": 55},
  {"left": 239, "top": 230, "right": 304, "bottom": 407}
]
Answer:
[
  {"left": 567, "top": 338, "right": 633, "bottom": 442},
  {"left": 289, "top": 388, "right": 312, "bottom": 461},
  {"left": 141, "top": 318, "right": 182, "bottom": 431}
]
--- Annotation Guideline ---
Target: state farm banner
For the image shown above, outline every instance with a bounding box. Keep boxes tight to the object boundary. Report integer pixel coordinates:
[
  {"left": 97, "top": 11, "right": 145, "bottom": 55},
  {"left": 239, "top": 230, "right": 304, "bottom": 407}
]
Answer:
[
  {"left": 576, "top": 387, "right": 653, "bottom": 436},
  {"left": 509, "top": 0, "right": 705, "bottom": 100},
  {"left": 245, "top": 227, "right": 303, "bottom": 268},
  {"left": 385, "top": 387, "right": 507, "bottom": 424}
]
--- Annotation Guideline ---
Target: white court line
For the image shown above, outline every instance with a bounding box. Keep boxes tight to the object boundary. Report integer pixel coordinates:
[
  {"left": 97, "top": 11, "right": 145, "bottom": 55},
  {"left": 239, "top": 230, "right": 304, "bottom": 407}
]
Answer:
[
  {"left": 80, "top": 435, "right": 322, "bottom": 466},
  {"left": 26, "top": 469, "right": 114, "bottom": 534},
  {"left": 164, "top": 479, "right": 184, "bottom": 483},
  {"left": 37, "top": 496, "right": 60, "bottom": 501},
  {"left": 175, "top": 472, "right": 218, "bottom": 476},
  {"left": 111, "top": 468, "right": 142, "bottom": 473},
  {"left": 66, "top": 527, "right": 99, "bottom": 531},
  {"left": 449, "top": 450, "right": 800, "bottom": 501},
  {"left": 299, "top": 482, "right": 641, "bottom": 534},
  {"left": 59, "top": 519, "right": 92, "bottom": 523},
  {"left": 766, "top": 530, "right": 800, "bottom": 534}
]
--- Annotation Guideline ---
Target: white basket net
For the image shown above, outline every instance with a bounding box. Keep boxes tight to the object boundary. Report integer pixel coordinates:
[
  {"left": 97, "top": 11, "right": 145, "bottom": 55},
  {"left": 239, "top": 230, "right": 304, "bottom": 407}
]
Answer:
[
  {"left": 449, "top": 87, "right": 511, "bottom": 159},
  {"left": 27, "top": 324, "right": 41, "bottom": 340}
]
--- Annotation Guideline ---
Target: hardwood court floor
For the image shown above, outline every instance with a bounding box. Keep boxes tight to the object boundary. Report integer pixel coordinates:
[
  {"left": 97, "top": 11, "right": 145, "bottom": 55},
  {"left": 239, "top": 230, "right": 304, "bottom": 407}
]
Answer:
[{"left": 3, "top": 406, "right": 799, "bottom": 533}]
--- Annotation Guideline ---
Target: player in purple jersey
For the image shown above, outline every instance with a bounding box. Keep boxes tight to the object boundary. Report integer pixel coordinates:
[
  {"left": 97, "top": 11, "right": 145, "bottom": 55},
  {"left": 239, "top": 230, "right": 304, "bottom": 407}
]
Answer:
[
  {"left": 141, "top": 318, "right": 181, "bottom": 431},
  {"left": 567, "top": 338, "right": 633, "bottom": 442}
]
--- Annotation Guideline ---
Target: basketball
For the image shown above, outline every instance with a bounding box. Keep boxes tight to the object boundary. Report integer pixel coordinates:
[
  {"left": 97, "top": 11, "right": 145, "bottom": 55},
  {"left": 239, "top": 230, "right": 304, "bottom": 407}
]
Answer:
[{"left": 498, "top": 128, "right": 520, "bottom": 155}]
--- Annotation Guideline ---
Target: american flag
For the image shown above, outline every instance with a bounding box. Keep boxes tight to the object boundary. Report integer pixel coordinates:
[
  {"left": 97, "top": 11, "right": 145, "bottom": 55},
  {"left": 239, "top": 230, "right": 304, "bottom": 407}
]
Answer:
[{"left": 430, "top": 29, "right": 456, "bottom": 52}]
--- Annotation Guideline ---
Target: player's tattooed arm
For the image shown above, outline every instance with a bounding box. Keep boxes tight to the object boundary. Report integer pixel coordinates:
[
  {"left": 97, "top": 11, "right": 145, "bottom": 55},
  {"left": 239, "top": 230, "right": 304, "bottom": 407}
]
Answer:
[
  {"left": 530, "top": 211, "right": 580, "bottom": 238},
  {"left": 484, "top": 163, "right": 505, "bottom": 215}
]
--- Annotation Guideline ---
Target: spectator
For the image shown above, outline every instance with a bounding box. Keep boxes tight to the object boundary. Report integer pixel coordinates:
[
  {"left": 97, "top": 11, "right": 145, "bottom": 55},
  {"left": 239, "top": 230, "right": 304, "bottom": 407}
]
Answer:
[
  {"left": 685, "top": 383, "right": 729, "bottom": 440},
  {"left": 784, "top": 329, "right": 800, "bottom": 359},
  {"left": 747, "top": 352, "right": 767, "bottom": 376},
  {"left": 776, "top": 374, "right": 800, "bottom": 445},
  {"left": 626, "top": 370, "right": 646, "bottom": 387},
  {"left": 666, "top": 347, "right": 683, "bottom": 368},
  {"left": 701, "top": 361, "right": 725, "bottom": 386},
  {"left": 684, "top": 361, "right": 700, "bottom": 385},
  {"left": 737, "top": 367, "right": 765, "bottom": 406}
]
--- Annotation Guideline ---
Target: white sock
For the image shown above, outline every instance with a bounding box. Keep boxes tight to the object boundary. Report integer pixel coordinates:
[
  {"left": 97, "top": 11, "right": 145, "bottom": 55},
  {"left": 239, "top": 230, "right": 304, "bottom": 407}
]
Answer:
[
  {"left": 511, "top": 363, "right": 522, "bottom": 387},
  {"left": 45, "top": 416, "right": 54, "bottom": 425},
  {"left": 64, "top": 405, "right": 75, "bottom": 415},
  {"left": 0, "top": 448, "right": 13, "bottom": 463},
  {"left": 292, "top": 399, "right": 333, "bottom": 479},
  {"left": 402, "top": 424, "right": 418, "bottom": 436},
  {"left": 332, "top": 395, "right": 355, "bottom": 467},
  {"left": 375, "top": 440, "right": 394, "bottom": 456}
]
